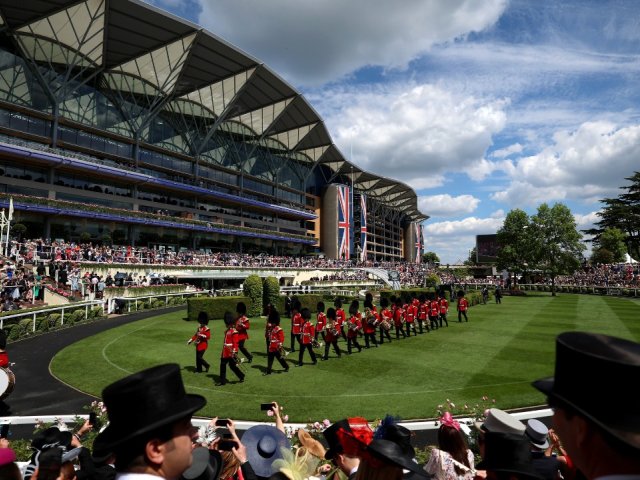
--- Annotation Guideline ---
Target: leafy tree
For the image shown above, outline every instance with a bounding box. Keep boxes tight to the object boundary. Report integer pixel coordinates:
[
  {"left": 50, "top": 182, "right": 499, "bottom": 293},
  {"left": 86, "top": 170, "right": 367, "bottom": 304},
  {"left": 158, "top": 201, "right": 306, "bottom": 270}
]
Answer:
[
  {"left": 585, "top": 172, "right": 640, "bottom": 259},
  {"left": 530, "top": 203, "right": 586, "bottom": 296},
  {"left": 242, "top": 274, "right": 263, "bottom": 316},
  {"left": 262, "top": 276, "right": 280, "bottom": 314},
  {"left": 590, "top": 247, "right": 614, "bottom": 265},
  {"left": 11, "top": 222, "right": 27, "bottom": 240},
  {"left": 496, "top": 209, "right": 532, "bottom": 284},
  {"left": 422, "top": 251, "right": 440, "bottom": 264},
  {"left": 596, "top": 227, "right": 627, "bottom": 262}
]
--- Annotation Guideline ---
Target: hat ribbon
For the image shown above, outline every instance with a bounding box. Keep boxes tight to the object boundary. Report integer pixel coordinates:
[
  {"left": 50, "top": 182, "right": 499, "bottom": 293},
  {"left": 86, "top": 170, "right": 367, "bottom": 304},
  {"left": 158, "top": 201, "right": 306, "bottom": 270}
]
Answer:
[{"left": 440, "top": 412, "right": 460, "bottom": 431}]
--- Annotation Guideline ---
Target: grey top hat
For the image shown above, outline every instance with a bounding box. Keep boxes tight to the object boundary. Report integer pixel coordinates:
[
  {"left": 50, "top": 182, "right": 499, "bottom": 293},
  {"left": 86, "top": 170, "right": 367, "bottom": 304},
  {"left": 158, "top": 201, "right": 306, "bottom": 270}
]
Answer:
[
  {"left": 475, "top": 408, "right": 525, "bottom": 436},
  {"left": 525, "top": 419, "right": 549, "bottom": 449}
]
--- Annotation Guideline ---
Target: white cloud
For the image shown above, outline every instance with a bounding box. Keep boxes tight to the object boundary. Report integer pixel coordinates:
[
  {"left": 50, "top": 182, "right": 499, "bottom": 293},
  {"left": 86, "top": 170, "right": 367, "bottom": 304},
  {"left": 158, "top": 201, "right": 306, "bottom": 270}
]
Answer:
[
  {"left": 312, "top": 83, "right": 508, "bottom": 189},
  {"left": 424, "top": 216, "right": 505, "bottom": 264},
  {"left": 491, "top": 143, "right": 523, "bottom": 158},
  {"left": 491, "top": 121, "right": 640, "bottom": 207},
  {"left": 418, "top": 194, "right": 480, "bottom": 217},
  {"left": 196, "top": 0, "right": 508, "bottom": 87}
]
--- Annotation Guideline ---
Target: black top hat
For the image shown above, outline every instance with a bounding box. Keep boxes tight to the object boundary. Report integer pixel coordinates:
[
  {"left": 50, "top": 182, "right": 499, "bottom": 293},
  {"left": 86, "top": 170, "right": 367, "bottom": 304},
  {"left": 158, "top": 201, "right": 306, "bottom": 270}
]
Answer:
[
  {"left": 476, "top": 432, "right": 543, "bottom": 479},
  {"left": 323, "top": 419, "right": 350, "bottom": 460},
  {"left": 31, "top": 427, "right": 73, "bottom": 452},
  {"left": 241, "top": 425, "right": 291, "bottom": 478},
  {"left": 180, "top": 447, "right": 222, "bottom": 480},
  {"left": 532, "top": 331, "right": 640, "bottom": 450},
  {"left": 93, "top": 363, "right": 206, "bottom": 456},
  {"left": 366, "top": 439, "right": 428, "bottom": 477}
]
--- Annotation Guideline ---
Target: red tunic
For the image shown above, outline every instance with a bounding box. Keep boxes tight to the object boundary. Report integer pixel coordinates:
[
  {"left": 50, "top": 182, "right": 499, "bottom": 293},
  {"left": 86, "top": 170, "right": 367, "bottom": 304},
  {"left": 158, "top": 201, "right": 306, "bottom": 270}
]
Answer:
[
  {"left": 325, "top": 321, "right": 339, "bottom": 342},
  {"left": 316, "top": 312, "right": 327, "bottom": 333},
  {"left": 235, "top": 315, "right": 250, "bottom": 341},
  {"left": 190, "top": 325, "right": 210, "bottom": 352},
  {"left": 362, "top": 309, "right": 378, "bottom": 334},
  {"left": 418, "top": 302, "right": 428, "bottom": 321},
  {"left": 291, "top": 312, "right": 303, "bottom": 335},
  {"left": 301, "top": 321, "right": 315, "bottom": 345},
  {"left": 336, "top": 308, "right": 346, "bottom": 328},
  {"left": 405, "top": 304, "right": 416, "bottom": 324},
  {"left": 393, "top": 307, "right": 405, "bottom": 327},
  {"left": 347, "top": 314, "right": 362, "bottom": 339},
  {"left": 268, "top": 326, "right": 285, "bottom": 353},
  {"left": 430, "top": 300, "right": 439, "bottom": 317},
  {"left": 440, "top": 298, "right": 449, "bottom": 314},
  {"left": 458, "top": 298, "right": 469, "bottom": 312},
  {"left": 221, "top": 328, "right": 239, "bottom": 359}
]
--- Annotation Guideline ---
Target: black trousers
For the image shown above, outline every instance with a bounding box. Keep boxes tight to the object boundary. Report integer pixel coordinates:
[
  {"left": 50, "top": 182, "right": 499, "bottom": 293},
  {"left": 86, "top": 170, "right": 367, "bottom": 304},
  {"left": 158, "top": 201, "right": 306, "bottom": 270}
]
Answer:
[
  {"left": 237, "top": 340, "right": 253, "bottom": 362},
  {"left": 394, "top": 324, "right": 406, "bottom": 339},
  {"left": 291, "top": 332, "right": 301, "bottom": 351},
  {"left": 405, "top": 322, "right": 417, "bottom": 336},
  {"left": 347, "top": 336, "right": 362, "bottom": 353},
  {"left": 266, "top": 350, "right": 289, "bottom": 373},
  {"left": 298, "top": 344, "right": 317, "bottom": 365},
  {"left": 363, "top": 332, "right": 378, "bottom": 347},
  {"left": 323, "top": 340, "right": 341, "bottom": 359},
  {"left": 439, "top": 313, "right": 449, "bottom": 327},
  {"left": 458, "top": 310, "right": 468, "bottom": 322},
  {"left": 219, "top": 357, "right": 244, "bottom": 384},
  {"left": 430, "top": 315, "right": 439, "bottom": 329},
  {"left": 195, "top": 349, "right": 209, "bottom": 372},
  {"left": 379, "top": 326, "right": 392, "bottom": 343}
]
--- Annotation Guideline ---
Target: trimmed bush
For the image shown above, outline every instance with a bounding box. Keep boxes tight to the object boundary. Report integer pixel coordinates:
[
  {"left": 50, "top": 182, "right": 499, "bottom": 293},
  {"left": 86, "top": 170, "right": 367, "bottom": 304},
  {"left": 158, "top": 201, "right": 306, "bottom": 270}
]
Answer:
[
  {"left": 243, "top": 275, "right": 263, "bottom": 317},
  {"left": 48, "top": 313, "right": 61, "bottom": 328},
  {"left": 262, "top": 277, "right": 280, "bottom": 314},
  {"left": 91, "top": 306, "right": 104, "bottom": 318},
  {"left": 187, "top": 296, "right": 252, "bottom": 322}
]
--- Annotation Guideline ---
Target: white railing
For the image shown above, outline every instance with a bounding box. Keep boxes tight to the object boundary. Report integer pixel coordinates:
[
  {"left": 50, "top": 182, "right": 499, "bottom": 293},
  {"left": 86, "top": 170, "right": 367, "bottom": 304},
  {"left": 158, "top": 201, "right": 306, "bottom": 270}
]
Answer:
[
  {"left": 0, "top": 300, "right": 105, "bottom": 330},
  {"left": 108, "top": 291, "right": 208, "bottom": 314}
]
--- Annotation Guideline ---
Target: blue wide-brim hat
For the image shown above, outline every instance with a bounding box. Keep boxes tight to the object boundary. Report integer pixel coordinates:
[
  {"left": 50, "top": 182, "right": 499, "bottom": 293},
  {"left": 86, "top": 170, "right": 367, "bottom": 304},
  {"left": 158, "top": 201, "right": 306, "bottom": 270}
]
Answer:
[
  {"left": 532, "top": 331, "right": 640, "bottom": 450},
  {"left": 93, "top": 363, "right": 206, "bottom": 457},
  {"left": 241, "top": 425, "right": 291, "bottom": 478}
]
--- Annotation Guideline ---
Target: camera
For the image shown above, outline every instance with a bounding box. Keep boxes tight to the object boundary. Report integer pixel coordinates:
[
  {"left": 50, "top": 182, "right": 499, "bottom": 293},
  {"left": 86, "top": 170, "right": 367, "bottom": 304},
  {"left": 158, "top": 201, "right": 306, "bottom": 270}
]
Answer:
[
  {"left": 218, "top": 440, "right": 237, "bottom": 451},
  {"left": 215, "top": 419, "right": 229, "bottom": 427},
  {"left": 0, "top": 423, "right": 9, "bottom": 438},
  {"left": 260, "top": 402, "right": 275, "bottom": 411}
]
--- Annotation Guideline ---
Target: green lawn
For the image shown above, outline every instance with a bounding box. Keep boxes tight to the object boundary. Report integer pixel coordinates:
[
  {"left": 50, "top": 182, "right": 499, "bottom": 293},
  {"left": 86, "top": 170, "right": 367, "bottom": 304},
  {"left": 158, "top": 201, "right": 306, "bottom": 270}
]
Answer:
[{"left": 50, "top": 294, "right": 640, "bottom": 423}]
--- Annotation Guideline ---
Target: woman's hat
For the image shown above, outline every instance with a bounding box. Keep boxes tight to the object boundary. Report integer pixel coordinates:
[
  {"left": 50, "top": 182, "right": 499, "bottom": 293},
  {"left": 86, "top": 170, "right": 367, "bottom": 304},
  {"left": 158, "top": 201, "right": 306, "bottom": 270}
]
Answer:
[
  {"left": 0, "top": 447, "right": 16, "bottom": 466},
  {"left": 93, "top": 363, "right": 206, "bottom": 456},
  {"left": 532, "top": 331, "right": 640, "bottom": 450},
  {"left": 366, "top": 439, "right": 428, "bottom": 477},
  {"left": 297, "top": 429, "right": 326, "bottom": 459},
  {"left": 180, "top": 447, "right": 222, "bottom": 480},
  {"left": 476, "top": 432, "right": 543, "bottom": 480},
  {"left": 525, "top": 419, "right": 549, "bottom": 449},
  {"left": 323, "top": 418, "right": 373, "bottom": 460},
  {"left": 241, "top": 425, "right": 291, "bottom": 478}
]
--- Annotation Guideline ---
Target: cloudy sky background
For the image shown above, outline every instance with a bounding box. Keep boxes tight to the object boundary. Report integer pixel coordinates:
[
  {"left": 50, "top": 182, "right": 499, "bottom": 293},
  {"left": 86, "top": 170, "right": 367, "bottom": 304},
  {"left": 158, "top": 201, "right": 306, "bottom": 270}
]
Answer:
[{"left": 147, "top": 0, "right": 640, "bottom": 263}]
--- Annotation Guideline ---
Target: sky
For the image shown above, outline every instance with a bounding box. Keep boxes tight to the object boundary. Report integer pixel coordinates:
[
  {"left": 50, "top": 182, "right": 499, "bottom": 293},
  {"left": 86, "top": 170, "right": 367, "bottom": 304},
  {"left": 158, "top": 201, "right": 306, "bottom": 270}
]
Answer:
[{"left": 146, "top": 0, "right": 640, "bottom": 264}]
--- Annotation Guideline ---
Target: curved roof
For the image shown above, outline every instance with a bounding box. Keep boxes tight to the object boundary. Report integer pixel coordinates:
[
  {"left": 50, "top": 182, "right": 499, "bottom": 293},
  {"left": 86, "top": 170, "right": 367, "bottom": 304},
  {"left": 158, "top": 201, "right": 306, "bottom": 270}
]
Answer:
[{"left": 0, "top": 0, "right": 428, "bottom": 222}]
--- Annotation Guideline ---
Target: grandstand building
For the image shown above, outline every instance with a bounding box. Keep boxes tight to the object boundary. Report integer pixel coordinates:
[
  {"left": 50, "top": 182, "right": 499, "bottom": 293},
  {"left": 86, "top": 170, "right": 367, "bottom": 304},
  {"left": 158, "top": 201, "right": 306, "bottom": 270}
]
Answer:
[{"left": 0, "top": 0, "right": 427, "bottom": 261}]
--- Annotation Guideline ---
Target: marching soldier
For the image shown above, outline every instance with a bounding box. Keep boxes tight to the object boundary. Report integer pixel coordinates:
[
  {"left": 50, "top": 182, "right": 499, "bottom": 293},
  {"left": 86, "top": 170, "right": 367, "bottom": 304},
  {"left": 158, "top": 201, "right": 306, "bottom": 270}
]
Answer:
[
  {"left": 216, "top": 312, "right": 245, "bottom": 386},
  {"left": 439, "top": 293, "right": 449, "bottom": 327},
  {"left": 429, "top": 295, "right": 440, "bottom": 330},
  {"left": 290, "top": 299, "right": 303, "bottom": 352},
  {"left": 316, "top": 301, "right": 327, "bottom": 344},
  {"left": 418, "top": 294, "right": 429, "bottom": 333},
  {"left": 404, "top": 295, "right": 417, "bottom": 337},
  {"left": 362, "top": 297, "right": 379, "bottom": 348},
  {"left": 187, "top": 311, "right": 210, "bottom": 373},
  {"left": 334, "top": 298, "right": 347, "bottom": 341},
  {"left": 378, "top": 297, "right": 394, "bottom": 344},
  {"left": 322, "top": 307, "right": 342, "bottom": 360},
  {"left": 346, "top": 300, "right": 363, "bottom": 354},
  {"left": 264, "top": 310, "right": 289, "bottom": 375},
  {"left": 235, "top": 302, "right": 253, "bottom": 363},
  {"left": 457, "top": 290, "right": 469, "bottom": 322},
  {"left": 297, "top": 308, "right": 317, "bottom": 366},
  {"left": 393, "top": 297, "right": 407, "bottom": 339}
]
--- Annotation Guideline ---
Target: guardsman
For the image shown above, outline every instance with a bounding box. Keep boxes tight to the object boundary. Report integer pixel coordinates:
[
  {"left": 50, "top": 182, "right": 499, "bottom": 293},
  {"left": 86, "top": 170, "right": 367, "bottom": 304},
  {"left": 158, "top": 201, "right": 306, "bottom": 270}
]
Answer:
[
  {"left": 393, "top": 297, "right": 406, "bottom": 339},
  {"left": 334, "top": 298, "right": 347, "bottom": 341},
  {"left": 316, "top": 301, "right": 327, "bottom": 344},
  {"left": 297, "top": 308, "right": 317, "bottom": 366},
  {"left": 187, "top": 311, "right": 210, "bottom": 373},
  {"left": 346, "top": 300, "right": 363, "bottom": 354},
  {"left": 439, "top": 293, "right": 449, "bottom": 327},
  {"left": 404, "top": 296, "right": 417, "bottom": 337},
  {"left": 378, "top": 297, "right": 394, "bottom": 344},
  {"left": 362, "top": 297, "right": 379, "bottom": 348},
  {"left": 216, "top": 311, "right": 244, "bottom": 386},
  {"left": 429, "top": 295, "right": 440, "bottom": 330},
  {"left": 290, "top": 299, "right": 303, "bottom": 352},
  {"left": 418, "top": 294, "right": 429, "bottom": 333},
  {"left": 235, "top": 302, "right": 253, "bottom": 363},
  {"left": 457, "top": 290, "right": 469, "bottom": 322},
  {"left": 322, "top": 307, "right": 342, "bottom": 360},
  {"left": 264, "top": 310, "right": 289, "bottom": 375}
]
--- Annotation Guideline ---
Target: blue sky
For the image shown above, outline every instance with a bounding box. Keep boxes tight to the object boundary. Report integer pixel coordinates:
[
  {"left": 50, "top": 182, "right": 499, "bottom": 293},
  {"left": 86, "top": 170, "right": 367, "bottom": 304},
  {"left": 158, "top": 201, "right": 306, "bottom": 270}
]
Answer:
[{"left": 147, "top": 0, "right": 640, "bottom": 264}]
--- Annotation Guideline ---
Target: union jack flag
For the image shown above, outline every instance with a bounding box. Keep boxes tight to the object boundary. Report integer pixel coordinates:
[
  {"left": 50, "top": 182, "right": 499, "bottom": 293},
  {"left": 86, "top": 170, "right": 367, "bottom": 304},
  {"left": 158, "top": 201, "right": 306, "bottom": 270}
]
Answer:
[
  {"left": 338, "top": 185, "right": 351, "bottom": 260},
  {"left": 360, "top": 194, "right": 367, "bottom": 262},
  {"left": 415, "top": 222, "right": 423, "bottom": 263}
]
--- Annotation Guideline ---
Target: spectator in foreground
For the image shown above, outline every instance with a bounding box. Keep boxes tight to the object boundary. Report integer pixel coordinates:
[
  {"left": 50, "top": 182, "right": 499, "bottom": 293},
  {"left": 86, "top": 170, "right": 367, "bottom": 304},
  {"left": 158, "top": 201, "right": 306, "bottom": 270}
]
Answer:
[
  {"left": 532, "top": 331, "right": 640, "bottom": 480},
  {"left": 0, "top": 444, "right": 21, "bottom": 480},
  {"left": 477, "top": 431, "right": 542, "bottom": 480},
  {"left": 424, "top": 412, "right": 475, "bottom": 480},
  {"left": 93, "top": 363, "right": 206, "bottom": 480}
]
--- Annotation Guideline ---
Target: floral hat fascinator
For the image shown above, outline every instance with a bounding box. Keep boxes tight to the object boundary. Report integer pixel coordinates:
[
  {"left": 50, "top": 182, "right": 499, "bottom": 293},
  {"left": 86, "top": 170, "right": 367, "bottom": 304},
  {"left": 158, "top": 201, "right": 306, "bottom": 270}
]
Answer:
[{"left": 439, "top": 412, "right": 460, "bottom": 431}]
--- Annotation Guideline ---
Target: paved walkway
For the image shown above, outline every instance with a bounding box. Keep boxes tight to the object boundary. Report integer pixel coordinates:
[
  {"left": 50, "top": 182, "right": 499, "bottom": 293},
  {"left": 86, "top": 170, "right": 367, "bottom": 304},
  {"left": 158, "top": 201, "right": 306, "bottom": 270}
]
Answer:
[{"left": 1, "top": 306, "right": 185, "bottom": 417}]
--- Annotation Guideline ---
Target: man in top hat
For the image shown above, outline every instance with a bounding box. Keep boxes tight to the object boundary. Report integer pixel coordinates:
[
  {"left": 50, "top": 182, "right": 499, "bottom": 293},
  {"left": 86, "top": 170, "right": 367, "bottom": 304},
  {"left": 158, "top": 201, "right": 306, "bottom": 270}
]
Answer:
[
  {"left": 477, "top": 431, "right": 543, "bottom": 480},
  {"left": 525, "top": 419, "right": 564, "bottom": 480},
  {"left": 532, "top": 331, "right": 640, "bottom": 480},
  {"left": 93, "top": 363, "right": 206, "bottom": 480},
  {"left": 323, "top": 418, "right": 373, "bottom": 480}
]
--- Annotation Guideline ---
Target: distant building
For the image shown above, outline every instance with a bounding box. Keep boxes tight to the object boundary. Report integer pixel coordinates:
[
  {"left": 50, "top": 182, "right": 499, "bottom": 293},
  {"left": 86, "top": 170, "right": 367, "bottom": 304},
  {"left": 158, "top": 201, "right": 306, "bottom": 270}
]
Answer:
[
  {"left": 0, "top": 0, "right": 427, "bottom": 259},
  {"left": 476, "top": 234, "right": 499, "bottom": 264}
]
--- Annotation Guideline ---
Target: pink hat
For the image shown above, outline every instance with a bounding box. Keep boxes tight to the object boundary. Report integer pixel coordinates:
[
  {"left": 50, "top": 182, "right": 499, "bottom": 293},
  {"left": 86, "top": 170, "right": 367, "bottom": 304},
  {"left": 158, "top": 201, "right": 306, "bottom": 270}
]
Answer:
[{"left": 0, "top": 447, "right": 16, "bottom": 466}]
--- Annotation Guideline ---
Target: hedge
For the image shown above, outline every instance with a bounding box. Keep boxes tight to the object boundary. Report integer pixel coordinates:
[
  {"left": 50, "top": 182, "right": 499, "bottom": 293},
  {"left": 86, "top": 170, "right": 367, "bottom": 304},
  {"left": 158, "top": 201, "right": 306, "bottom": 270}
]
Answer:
[
  {"left": 243, "top": 275, "right": 263, "bottom": 317},
  {"left": 187, "top": 296, "right": 252, "bottom": 322},
  {"left": 262, "top": 277, "right": 280, "bottom": 314}
]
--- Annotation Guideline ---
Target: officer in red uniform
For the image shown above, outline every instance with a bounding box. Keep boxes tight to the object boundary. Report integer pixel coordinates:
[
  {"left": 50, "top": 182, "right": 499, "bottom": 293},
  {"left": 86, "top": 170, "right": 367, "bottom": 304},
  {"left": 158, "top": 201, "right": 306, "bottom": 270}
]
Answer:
[
  {"left": 378, "top": 297, "right": 393, "bottom": 344},
  {"left": 439, "top": 293, "right": 449, "bottom": 327},
  {"left": 264, "top": 310, "right": 289, "bottom": 375},
  {"left": 187, "top": 311, "right": 210, "bottom": 373},
  {"left": 393, "top": 297, "right": 406, "bottom": 339},
  {"left": 315, "top": 301, "right": 327, "bottom": 344},
  {"left": 404, "top": 296, "right": 417, "bottom": 337},
  {"left": 457, "top": 290, "right": 469, "bottom": 322},
  {"left": 334, "top": 298, "right": 347, "bottom": 341},
  {"left": 346, "top": 300, "right": 363, "bottom": 354},
  {"left": 362, "top": 296, "right": 379, "bottom": 348},
  {"left": 216, "top": 311, "right": 245, "bottom": 385},
  {"left": 322, "top": 307, "right": 342, "bottom": 360},
  {"left": 297, "top": 308, "right": 317, "bottom": 366},
  {"left": 418, "top": 294, "right": 429, "bottom": 333},
  {"left": 290, "top": 299, "right": 303, "bottom": 352},
  {"left": 429, "top": 296, "right": 440, "bottom": 330},
  {"left": 235, "top": 302, "right": 253, "bottom": 363}
]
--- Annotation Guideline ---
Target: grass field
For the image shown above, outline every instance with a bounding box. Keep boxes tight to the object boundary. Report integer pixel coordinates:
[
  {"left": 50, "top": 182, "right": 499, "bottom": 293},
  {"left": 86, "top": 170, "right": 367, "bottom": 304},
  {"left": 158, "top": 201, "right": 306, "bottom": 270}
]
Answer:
[{"left": 50, "top": 294, "right": 640, "bottom": 423}]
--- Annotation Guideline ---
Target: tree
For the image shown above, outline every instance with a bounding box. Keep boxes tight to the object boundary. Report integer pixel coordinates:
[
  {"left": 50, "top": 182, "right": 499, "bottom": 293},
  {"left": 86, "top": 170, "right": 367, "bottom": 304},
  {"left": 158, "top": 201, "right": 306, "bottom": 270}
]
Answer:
[
  {"left": 422, "top": 251, "right": 440, "bottom": 265},
  {"left": 242, "top": 274, "right": 263, "bottom": 316},
  {"left": 496, "top": 209, "right": 533, "bottom": 285},
  {"left": 596, "top": 227, "right": 627, "bottom": 263},
  {"left": 590, "top": 247, "right": 614, "bottom": 264},
  {"left": 464, "top": 247, "right": 478, "bottom": 266},
  {"left": 11, "top": 222, "right": 27, "bottom": 241},
  {"left": 585, "top": 172, "right": 640, "bottom": 260},
  {"left": 530, "top": 203, "right": 586, "bottom": 296}
]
